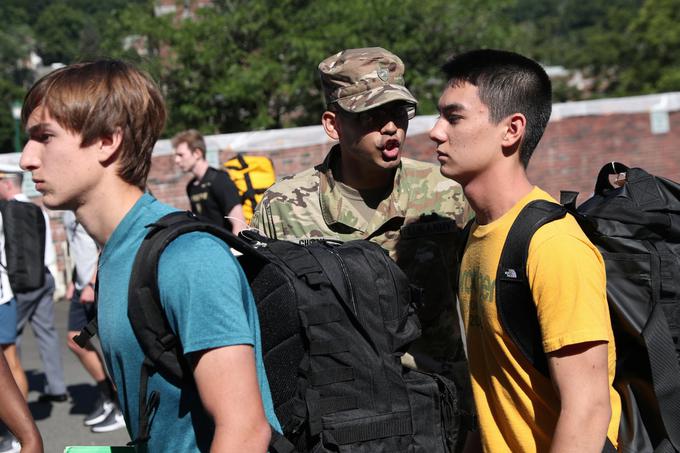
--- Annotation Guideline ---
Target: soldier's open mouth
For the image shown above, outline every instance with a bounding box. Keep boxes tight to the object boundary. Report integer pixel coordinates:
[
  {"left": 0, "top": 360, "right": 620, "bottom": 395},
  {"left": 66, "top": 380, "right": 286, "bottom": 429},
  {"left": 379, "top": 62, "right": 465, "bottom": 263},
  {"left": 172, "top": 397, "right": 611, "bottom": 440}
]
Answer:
[{"left": 382, "top": 140, "right": 400, "bottom": 160}]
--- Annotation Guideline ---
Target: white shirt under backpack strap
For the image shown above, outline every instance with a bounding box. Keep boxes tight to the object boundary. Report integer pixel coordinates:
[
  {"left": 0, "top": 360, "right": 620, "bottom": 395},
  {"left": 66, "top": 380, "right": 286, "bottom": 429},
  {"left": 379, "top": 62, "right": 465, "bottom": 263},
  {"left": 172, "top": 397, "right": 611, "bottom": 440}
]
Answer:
[{"left": 0, "top": 212, "right": 13, "bottom": 304}]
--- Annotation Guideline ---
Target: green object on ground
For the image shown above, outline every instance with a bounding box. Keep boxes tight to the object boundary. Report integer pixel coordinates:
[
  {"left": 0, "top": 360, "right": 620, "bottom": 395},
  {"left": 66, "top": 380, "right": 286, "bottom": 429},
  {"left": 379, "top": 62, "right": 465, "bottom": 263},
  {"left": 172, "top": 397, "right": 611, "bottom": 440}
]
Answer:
[{"left": 64, "top": 447, "right": 134, "bottom": 452}]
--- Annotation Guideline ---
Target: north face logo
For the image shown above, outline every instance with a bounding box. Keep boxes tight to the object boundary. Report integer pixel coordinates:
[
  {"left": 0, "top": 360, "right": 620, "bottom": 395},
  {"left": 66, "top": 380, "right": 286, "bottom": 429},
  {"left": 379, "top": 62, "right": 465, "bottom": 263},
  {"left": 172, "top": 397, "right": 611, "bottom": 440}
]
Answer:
[{"left": 504, "top": 268, "right": 518, "bottom": 279}]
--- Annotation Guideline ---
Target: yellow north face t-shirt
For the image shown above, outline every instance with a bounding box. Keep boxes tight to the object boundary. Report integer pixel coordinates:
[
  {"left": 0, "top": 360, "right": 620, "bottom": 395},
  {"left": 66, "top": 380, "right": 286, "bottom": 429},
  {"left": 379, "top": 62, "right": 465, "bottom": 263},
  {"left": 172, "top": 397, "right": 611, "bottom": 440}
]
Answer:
[{"left": 458, "top": 187, "right": 621, "bottom": 452}]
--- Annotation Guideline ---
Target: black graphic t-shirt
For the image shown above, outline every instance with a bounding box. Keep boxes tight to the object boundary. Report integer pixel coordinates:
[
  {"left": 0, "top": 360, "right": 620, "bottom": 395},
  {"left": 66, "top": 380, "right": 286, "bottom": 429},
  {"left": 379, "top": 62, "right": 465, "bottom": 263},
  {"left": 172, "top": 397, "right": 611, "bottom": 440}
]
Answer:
[{"left": 186, "top": 167, "right": 241, "bottom": 230}]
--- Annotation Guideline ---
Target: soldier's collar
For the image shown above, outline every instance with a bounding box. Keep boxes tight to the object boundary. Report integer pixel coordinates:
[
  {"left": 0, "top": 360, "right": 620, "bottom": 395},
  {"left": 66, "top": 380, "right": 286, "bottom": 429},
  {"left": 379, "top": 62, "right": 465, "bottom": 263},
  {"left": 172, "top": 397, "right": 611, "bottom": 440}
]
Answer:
[{"left": 318, "top": 145, "right": 407, "bottom": 232}]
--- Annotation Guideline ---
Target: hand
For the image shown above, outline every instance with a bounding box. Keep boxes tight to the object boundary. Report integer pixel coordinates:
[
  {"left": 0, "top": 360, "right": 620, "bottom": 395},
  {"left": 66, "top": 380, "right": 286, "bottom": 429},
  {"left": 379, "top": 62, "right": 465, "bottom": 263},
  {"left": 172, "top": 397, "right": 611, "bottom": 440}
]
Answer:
[
  {"left": 79, "top": 284, "right": 96, "bottom": 304},
  {"left": 65, "top": 282, "right": 75, "bottom": 300}
]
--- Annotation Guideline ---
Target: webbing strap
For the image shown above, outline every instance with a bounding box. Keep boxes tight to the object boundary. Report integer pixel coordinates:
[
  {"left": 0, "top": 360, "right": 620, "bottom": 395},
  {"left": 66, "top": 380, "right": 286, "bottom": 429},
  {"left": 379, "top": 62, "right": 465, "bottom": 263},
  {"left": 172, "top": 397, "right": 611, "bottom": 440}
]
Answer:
[
  {"left": 309, "top": 366, "right": 354, "bottom": 386},
  {"left": 74, "top": 278, "right": 99, "bottom": 348},
  {"left": 642, "top": 247, "right": 680, "bottom": 449},
  {"left": 272, "top": 244, "right": 327, "bottom": 286},
  {"left": 269, "top": 427, "right": 297, "bottom": 453},
  {"left": 230, "top": 154, "right": 258, "bottom": 207},
  {"left": 73, "top": 317, "right": 98, "bottom": 348},
  {"left": 319, "top": 396, "right": 357, "bottom": 415},
  {"left": 329, "top": 413, "right": 412, "bottom": 445},
  {"left": 305, "top": 305, "right": 341, "bottom": 325},
  {"left": 243, "top": 172, "right": 257, "bottom": 206},
  {"left": 309, "top": 339, "right": 349, "bottom": 355},
  {"left": 306, "top": 388, "right": 322, "bottom": 436},
  {"left": 128, "top": 359, "right": 160, "bottom": 446}
]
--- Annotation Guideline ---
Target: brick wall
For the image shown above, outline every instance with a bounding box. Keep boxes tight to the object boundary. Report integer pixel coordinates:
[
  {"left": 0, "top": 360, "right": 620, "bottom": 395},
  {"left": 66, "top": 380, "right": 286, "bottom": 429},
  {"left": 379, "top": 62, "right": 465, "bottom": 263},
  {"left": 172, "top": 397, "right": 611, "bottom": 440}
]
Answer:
[
  {"left": 146, "top": 112, "right": 680, "bottom": 206},
  {"left": 529, "top": 111, "right": 680, "bottom": 198},
  {"left": 45, "top": 99, "right": 680, "bottom": 297}
]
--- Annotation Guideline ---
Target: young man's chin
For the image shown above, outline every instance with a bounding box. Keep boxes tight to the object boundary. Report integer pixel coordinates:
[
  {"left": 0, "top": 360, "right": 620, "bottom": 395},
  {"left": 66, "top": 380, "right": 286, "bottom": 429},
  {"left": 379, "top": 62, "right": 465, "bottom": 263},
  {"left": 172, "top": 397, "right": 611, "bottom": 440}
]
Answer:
[
  {"left": 41, "top": 195, "right": 71, "bottom": 212},
  {"left": 439, "top": 165, "right": 465, "bottom": 184}
]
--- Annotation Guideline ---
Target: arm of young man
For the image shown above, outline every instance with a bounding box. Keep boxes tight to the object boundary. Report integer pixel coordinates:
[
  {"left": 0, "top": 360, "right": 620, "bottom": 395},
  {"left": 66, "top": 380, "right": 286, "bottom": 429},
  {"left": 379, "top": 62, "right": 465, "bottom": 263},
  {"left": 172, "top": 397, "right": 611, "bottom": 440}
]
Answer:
[
  {"left": 530, "top": 229, "right": 615, "bottom": 453},
  {"left": 159, "top": 232, "right": 277, "bottom": 452},
  {"left": 192, "top": 345, "right": 271, "bottom": 453},
  {"left": 547, "top": 341, "right": 612, "bottom": 453},
  {"left": 0, "top": 352, "right": 43, "bottom": 453}
]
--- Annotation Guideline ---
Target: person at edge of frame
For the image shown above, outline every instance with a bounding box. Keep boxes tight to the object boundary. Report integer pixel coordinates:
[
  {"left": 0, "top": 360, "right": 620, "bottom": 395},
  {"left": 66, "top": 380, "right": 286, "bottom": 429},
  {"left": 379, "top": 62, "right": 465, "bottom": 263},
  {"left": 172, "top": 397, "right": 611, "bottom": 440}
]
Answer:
[
  {"left": 0, "top": 351, "right": 43, "bottom": 453},
  {"left": 429, "top": 49, "right": 621, "bottom": 453},
  {"left": 19, "top": 59, "right": 280, "bottom": 452}
]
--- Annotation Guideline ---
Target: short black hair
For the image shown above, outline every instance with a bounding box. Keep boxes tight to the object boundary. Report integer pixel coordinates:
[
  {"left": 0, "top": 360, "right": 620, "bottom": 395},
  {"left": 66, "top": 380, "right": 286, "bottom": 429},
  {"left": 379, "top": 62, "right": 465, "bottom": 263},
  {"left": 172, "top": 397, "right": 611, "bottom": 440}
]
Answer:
[{"left": 441, "top": 49, "right": 552, "bottom": 167}]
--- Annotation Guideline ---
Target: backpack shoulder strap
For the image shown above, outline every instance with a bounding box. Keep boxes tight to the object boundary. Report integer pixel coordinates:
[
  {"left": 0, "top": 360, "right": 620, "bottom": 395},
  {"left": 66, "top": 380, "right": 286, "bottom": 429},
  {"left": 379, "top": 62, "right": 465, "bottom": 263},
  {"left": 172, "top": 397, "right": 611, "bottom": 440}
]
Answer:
[
  {"left": 126, "top": 211, "right": 202, "bottom": 445},
  {"left": 126, "top": 210, "right": 287, "bottom": 447},
  {"left": 73, "top": 278, "right": 100, "bottom": 348},
  {"left": 496, "top": 199, "right": 566, "bottom": 377},
  {"left": 127, "top": 211, "right": 203, "bottom": 385},
  {"left": 128, "top": 210, "right": 263, "bottom": 383}
]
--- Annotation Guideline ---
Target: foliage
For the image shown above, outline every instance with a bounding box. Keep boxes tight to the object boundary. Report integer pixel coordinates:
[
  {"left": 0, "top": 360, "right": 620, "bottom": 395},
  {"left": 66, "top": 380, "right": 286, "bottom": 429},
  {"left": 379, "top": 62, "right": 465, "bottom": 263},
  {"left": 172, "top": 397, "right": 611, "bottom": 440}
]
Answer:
[
  {"left": 0, "top": 0, "right": 148, "bottom": 152},
  {"left": 1, "top": 0, "right": 679, "bottom": 153},
  {"left": 100, "top": 0, "right": 519, "bottom": 137},
  {"left": 615, "top": 0, "right": 680, "bottom": 95}
]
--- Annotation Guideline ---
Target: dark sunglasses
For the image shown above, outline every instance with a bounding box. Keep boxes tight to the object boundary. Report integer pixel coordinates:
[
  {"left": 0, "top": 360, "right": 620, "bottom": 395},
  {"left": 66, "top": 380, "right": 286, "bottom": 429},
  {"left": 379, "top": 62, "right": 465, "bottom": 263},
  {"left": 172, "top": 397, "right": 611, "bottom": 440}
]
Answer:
[{"left": 338, "top": 103, "right": 416, "bottom": 127}]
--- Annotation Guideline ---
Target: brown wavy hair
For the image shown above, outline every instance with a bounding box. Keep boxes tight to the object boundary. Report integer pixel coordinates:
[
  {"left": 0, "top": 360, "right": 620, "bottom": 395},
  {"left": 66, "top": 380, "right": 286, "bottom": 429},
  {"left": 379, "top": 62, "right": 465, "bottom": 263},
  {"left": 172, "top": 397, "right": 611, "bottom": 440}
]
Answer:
[{"left": 22, "top": 60, "right": 166, "bottom": 189}]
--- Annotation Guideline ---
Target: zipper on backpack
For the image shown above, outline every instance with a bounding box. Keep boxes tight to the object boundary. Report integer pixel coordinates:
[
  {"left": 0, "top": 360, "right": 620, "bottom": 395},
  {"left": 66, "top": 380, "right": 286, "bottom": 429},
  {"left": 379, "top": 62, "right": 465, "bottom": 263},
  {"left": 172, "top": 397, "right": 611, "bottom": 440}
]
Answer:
[{"left": 328, "top": 248, "right": 357, "bottom": 316}]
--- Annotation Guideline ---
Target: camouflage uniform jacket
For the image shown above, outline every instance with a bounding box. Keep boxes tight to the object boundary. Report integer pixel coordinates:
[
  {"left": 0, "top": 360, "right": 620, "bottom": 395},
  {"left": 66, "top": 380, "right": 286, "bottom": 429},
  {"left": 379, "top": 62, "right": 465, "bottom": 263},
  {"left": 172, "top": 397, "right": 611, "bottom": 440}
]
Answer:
[{"left": 251, "top": 145, "right": 472, "bottom": 384}]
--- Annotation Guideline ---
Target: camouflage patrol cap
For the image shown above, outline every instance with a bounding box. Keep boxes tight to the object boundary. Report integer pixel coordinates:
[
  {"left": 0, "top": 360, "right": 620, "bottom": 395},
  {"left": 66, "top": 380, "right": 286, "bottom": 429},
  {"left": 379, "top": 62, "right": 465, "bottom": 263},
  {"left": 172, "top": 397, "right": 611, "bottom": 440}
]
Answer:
[{"left": 319, "top": 47, "right": 417, "bottom": 113}]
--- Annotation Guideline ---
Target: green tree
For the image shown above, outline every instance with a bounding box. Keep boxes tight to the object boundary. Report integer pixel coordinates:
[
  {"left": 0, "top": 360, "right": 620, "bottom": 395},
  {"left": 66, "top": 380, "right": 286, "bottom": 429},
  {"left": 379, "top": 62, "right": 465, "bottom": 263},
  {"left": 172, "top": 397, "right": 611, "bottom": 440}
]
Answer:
[
  {"left": 102, "top": 0, "right": 520, "bottom": 138},
  {"left": 34, "top": 3, "right": 89, "bottom": 64},
  {"left": 0, "top": 22, "right": 35, "bottom": 153},
  {"left": 513, "top": 0, "right": 643, "bottom": 98},
  {"left": 615, "top": 0, "right": 680, "bottom": 94},
  {"left": 0, "top": 0, "right": 148, "bottom": 153}
]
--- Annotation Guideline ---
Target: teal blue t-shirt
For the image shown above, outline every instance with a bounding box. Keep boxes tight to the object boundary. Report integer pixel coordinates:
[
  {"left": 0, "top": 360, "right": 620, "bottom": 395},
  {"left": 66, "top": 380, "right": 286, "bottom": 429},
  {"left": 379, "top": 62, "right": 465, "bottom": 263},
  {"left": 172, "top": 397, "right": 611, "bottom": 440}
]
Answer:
[{"left": 98, "top": 194, "right": 280, "bottom": 451}]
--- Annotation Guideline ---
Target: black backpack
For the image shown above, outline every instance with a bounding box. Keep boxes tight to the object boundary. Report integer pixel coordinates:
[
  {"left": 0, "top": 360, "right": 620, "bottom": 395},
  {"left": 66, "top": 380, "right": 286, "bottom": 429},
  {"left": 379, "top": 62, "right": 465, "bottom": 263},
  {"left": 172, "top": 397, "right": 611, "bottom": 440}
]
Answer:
[
  {"left": 467, "top": 163, "right": 680, "bottom": 453},
  {"left": 0, "top": 199, "right": 46, "bottom": 293},
  {"left": 79, "top": 211, "right": 463, "bottom": 452}
]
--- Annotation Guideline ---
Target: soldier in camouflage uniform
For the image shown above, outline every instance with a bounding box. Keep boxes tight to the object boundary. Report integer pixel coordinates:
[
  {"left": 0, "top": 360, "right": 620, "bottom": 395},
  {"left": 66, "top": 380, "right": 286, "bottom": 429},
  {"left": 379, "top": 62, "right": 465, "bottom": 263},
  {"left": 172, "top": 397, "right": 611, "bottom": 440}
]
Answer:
[{"left": 251, "top": 47, "right": 472, "bottom": 410}]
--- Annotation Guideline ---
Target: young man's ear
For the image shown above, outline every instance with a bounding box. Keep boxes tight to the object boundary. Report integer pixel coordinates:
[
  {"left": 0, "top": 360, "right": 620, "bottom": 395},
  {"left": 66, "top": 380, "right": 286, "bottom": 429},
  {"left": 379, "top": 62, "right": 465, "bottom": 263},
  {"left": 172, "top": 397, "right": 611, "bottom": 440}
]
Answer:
[
  {"left": 192, "top": 148, "right": 204, "bottom": 160},
  {"left": 501, "top": 113, "right": 526, "bottom": 150},
  {"left": 97, "top": 128, "right": 124, "bottom": 164},
  {"left": 321, "top": 111, "right": 341, "bottom": 141}
]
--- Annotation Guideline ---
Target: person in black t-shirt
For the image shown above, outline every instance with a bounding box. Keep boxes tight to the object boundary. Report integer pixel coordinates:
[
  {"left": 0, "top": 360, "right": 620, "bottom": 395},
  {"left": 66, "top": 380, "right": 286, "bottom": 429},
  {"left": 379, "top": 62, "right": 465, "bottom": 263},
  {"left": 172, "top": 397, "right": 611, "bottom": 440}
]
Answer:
[{"left": 172, "top": 129, "right": 246, "bottom": 234}]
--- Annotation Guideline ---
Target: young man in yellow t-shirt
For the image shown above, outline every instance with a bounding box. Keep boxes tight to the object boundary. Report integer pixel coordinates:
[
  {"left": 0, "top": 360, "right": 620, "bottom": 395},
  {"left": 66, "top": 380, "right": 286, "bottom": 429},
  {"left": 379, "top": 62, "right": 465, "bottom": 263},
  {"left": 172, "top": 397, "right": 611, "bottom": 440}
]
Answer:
[{"left": 429, "top": 49, "right": 621, "bottom": 453}]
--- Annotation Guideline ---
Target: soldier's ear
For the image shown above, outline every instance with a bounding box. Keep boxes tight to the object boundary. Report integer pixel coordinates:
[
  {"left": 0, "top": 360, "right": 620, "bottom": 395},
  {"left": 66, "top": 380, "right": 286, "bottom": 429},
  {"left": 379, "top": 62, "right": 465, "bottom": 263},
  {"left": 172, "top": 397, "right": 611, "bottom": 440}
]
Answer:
[{"left": 322, "top": 111, "right": 341, "bottom": 141}]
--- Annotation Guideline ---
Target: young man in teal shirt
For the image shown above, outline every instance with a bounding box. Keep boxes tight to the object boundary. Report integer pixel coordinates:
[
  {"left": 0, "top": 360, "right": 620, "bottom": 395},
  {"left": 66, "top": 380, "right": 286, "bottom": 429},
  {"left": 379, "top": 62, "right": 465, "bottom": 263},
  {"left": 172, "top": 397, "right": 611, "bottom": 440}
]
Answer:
[{"left": 19, "top": 60, "right": 279, "bottom": 452}]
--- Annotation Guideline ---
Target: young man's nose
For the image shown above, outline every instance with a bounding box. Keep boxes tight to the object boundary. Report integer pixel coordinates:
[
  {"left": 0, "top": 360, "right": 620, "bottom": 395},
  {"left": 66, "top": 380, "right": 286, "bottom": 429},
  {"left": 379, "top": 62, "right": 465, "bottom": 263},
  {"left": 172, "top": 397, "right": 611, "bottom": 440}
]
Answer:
[
  {"left": 20, "top": 142, "right": 40, "bottom": 171},
  {"left": 429, "top": 120, "right": 445, "bottom": 144}
]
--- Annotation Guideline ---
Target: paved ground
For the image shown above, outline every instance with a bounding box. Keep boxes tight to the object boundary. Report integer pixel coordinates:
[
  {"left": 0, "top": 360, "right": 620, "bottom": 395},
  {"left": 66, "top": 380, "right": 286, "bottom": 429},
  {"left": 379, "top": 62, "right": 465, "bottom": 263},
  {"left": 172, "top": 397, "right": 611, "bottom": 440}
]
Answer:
[{"left": 10, "top": 299, "right": 130, "bottom": 452}]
